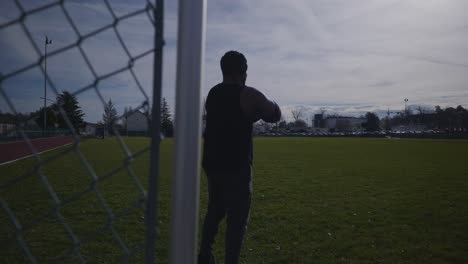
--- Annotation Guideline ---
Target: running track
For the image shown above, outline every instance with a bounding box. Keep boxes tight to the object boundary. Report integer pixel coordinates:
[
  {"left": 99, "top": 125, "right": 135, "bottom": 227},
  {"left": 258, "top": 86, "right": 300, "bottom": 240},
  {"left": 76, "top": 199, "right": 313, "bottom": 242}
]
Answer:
[{"left": 0, "top": 136, "right": 75, "bottom": 165}]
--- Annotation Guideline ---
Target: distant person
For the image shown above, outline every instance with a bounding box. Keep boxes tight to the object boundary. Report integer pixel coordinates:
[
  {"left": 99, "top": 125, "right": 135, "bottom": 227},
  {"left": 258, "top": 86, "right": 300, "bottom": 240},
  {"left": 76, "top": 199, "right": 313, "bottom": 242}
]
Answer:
[{"left": 198, "top": 51, "right": 281, "bottom": 264}]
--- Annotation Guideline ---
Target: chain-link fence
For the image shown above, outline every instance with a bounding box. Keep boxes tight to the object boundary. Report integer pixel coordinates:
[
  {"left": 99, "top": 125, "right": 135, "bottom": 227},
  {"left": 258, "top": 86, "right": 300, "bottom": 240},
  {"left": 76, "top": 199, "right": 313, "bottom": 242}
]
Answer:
[{"left": 0, "top": 0, "right": 163, "bottom": 262}]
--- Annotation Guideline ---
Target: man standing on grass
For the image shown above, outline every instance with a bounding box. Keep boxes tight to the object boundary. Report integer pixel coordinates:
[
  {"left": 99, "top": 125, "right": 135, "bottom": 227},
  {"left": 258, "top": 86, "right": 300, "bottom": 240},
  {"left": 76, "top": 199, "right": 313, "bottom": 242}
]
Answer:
[{"left": 198, "top": 51, "right": 281, "bottom": 264}]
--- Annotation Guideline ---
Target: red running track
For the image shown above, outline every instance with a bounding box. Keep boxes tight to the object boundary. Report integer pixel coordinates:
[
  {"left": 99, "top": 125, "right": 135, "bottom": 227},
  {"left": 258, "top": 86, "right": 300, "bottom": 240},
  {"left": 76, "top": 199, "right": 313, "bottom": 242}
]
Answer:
[{"left": 0, "top": 136, "right": 75, "bottom": 165}]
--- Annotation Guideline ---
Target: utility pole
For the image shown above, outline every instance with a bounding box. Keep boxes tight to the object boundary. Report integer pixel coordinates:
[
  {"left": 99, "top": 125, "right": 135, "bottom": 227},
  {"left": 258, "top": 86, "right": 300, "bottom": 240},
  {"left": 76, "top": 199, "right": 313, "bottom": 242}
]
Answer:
[
  {"left": 43, "top": 36, "right": 52, "bottom": 136},
  {"left": 404, "top": 98, "right": 409, "bottom": 115},
  {"left": 404, "top": 98, "right": 409, "bottom": 131}
]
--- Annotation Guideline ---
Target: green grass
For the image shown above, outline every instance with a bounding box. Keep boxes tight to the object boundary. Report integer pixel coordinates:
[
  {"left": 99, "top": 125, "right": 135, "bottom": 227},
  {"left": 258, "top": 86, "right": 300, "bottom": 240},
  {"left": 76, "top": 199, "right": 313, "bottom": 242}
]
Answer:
[{"left": 1, "top": 137, "right": 468, "bottom": 263}]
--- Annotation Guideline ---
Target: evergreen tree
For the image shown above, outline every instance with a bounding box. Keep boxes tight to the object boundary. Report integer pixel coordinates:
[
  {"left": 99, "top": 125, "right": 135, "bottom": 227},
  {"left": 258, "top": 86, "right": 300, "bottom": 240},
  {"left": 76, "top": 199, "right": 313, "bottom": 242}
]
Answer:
[
  {"left": 363, "top": 112, "right": 380, "bottom": 132},
  {"left": 383, "top": 117, "right": 392, "bottom": 131},
  {"left": 161, "top": 97, "right": 173, "bottom": 137},
  {"left": 54, "top": 91, "right": 84, "bottom": 132},
  {"left": 103, "top": 99, "right": 118, "bottom": 134},
  {"left": 35, "top": 107, "right": 57, "bottom": 129}
]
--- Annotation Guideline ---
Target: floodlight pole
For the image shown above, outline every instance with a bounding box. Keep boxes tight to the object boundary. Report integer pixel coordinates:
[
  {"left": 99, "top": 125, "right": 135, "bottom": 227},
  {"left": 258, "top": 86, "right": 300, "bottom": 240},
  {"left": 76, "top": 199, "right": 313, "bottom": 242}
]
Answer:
[
  {"left": 170, "top": 0, "right": 206, "bottom": 263},
  {"left": 404, "top": 98, "right": 409, "bottom": 129},
  {"left": 43, "top": 36, "right": 52, "bottom": 135},
  {"left": 404, "top": 98, "right": 408, "bottom": 115}
]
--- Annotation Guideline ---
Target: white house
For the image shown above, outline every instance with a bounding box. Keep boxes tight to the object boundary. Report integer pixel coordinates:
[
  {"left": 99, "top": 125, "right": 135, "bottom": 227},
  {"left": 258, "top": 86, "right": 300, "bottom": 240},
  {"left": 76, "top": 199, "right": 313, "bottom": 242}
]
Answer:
[
  {"left": 83, "top": 122, "right": 97, "bottom": 136},
  {"left": 0, "top": 123, "right": 16, "bottom": 137},
  {"left": 127, "top": 111, "right": 148, "bottom": 132}
]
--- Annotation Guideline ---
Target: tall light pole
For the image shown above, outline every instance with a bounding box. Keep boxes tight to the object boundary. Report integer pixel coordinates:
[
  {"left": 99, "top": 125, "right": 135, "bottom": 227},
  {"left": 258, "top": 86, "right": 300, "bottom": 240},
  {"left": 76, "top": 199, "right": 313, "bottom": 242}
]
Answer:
[
  {"left": 43, "top": 36, "right": 52, "bottom": 135},
  {"left": 404, "top": 98, "right": 409, "bottom": 130},
  {"left": 404, "top": 98, "right": 409, "bottom": 115}
]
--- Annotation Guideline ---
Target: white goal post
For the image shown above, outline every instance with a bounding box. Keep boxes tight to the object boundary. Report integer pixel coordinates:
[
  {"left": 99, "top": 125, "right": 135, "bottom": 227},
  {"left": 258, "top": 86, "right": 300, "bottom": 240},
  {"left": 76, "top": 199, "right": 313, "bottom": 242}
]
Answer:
[{"left": 170, "top": 0, "right": 207, "bottom": 263}]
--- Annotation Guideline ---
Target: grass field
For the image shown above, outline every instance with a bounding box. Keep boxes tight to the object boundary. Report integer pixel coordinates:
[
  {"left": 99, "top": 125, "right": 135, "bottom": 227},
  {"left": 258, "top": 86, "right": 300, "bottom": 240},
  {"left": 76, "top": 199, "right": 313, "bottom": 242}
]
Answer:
[{"left": 1, "top": 137, "right": 468, "bottom": 263}]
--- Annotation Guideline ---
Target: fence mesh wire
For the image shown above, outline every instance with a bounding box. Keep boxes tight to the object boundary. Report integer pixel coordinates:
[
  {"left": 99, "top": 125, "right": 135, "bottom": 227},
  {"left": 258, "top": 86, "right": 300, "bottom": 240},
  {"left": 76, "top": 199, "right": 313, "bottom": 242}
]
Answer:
[{"left": 0, "top": 0, "right": 162, "bottom": 262}]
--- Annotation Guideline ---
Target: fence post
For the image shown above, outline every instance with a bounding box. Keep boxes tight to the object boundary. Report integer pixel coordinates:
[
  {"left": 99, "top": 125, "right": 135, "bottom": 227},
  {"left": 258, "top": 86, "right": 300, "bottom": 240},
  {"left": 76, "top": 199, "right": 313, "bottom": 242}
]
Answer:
[
  {"left": 146, "top": 0, "right": 165, "bottom": 263},
  {"left": 170, "top": 0, "right": 206, "bottom": 263}
]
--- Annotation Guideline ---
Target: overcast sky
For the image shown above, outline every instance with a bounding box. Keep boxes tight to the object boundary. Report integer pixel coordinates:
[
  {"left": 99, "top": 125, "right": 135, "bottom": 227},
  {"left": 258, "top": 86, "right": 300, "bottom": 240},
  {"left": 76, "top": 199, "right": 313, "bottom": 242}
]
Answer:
[{"left": 1, "top": 0, "right": 467, "bottom": 122}]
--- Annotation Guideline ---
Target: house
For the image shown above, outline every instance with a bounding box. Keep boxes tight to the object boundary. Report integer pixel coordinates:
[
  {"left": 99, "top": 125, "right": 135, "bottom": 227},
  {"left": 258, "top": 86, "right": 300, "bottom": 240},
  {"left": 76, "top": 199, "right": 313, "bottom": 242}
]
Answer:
[
  {"left": 0, "top": 123, "right": 16, "bottom": 137},
  {"left": 83, "top": 122, "right": 97, "bottom": 136},
  {"left": 127, "top": 111, "right": 149, "bottom": 135},
  {"left": 79, "top": 122, "right": 109, "bottom": 137}
]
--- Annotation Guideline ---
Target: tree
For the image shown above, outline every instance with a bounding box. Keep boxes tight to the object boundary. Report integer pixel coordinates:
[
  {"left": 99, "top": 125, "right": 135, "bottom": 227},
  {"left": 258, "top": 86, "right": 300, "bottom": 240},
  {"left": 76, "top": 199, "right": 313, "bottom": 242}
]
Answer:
[
  {"left": 102, "top": 98, "right": 118, "bottom": 134},
  {"left": 383, "top": 117, "right": 392, "bottom": 131},
  {"left": 415, "top": 105, "right": 432, "bottom": 124},
  {"left": 434, "top": 105, "right": 468, "bottom": 132},
  {"left": 273, "top": 115, "right": 285, "bottom": 131},
  {"left": 454, "top": 105, "right": 467, "bottom": 131},
  {"left": 277, "top": 120, "right": 287, "bottom": 130},
  {"left": 0, "top": 112, "right": 30, "bottom": 127},
  {"left": 416, "top": 105, "right": 431, "bottom": 115},
  {"left": 457, "top": 105, "right": 468, "bottom": 132},
  {"left": 35, "top": 107, "right": 57, "bottom": 129},
  {"left": 445, "top": 107, "right": 457, "bottom": 132},
  {"left": 456, "top": 105, "right": 466, "bottom": 112},
  {"left": 363, "top": 112, "right": 380, "bottom": 131},
  {"left": 292, "top": 119, "right": 308, "bottom": 130},
  {"left": 0, "top": 112, "right": 17, "bottom": 124},
  {"left": 435, "top": 105, "right": 445, "bottom": 130},
  {"left": 161, "top": 97, "right": 173, "bottom": 137},
  {"left": 54, "top": 91, "right": 84, "bottom": 132},
  {"left": 291, "top": 106, "right": 304, "bottom": 122},
  {"left": 463, "top": 110, "right": 468, "bottom": 132}
]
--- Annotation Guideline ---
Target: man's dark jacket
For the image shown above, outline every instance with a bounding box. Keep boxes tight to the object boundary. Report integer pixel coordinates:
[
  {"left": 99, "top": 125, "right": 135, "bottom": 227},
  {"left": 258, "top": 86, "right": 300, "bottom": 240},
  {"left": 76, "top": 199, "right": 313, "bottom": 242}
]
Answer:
[{"left": 202, "top": 83, "right": 281, "bottom": 175}]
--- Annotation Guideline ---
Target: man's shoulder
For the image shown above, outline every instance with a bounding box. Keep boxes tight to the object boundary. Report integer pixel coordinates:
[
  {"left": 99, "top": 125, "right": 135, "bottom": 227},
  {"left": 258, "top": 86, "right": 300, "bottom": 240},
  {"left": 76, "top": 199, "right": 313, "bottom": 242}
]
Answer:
[
  {"left": 209, "top": 83, "right": 223, "bottom": 91},
  {"left": 206, "top": 83, "right": 222, "bottom": 98},
  {"left": 243, "top": 85, "right": 259, "bottom": 92},
  {"left": 242, "top": 85, "right": 263, "bottom": 98}
]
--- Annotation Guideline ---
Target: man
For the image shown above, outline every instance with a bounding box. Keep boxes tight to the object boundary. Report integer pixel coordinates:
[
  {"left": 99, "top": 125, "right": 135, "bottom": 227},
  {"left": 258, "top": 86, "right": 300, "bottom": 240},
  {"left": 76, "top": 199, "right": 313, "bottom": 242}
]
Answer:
[{"left": 199, "top": 51, "right": 281, "bottom": 264}]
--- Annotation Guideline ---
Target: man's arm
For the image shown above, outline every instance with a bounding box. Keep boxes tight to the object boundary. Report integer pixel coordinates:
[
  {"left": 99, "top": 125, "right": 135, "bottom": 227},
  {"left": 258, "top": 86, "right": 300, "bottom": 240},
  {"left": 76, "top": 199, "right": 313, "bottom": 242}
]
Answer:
[{"left": 241, "top": 86, "right": 281, "bottom": 123}]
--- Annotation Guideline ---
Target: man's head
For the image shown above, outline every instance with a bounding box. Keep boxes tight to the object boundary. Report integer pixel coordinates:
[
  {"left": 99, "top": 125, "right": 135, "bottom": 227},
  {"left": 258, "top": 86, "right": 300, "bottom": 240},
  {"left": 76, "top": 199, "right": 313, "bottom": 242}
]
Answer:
[{"left": 220, "top": 51, "right": 248, "bottom": 84}]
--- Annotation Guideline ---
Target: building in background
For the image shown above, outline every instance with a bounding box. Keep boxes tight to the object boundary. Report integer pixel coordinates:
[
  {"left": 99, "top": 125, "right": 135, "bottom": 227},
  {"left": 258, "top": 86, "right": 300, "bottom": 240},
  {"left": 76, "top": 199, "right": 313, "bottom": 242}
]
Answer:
[
  {"left": 313, "top": 114, "right": 324, "bottom": 128},
  {"left": 83, "top": 122, "right": 97, "bottom": 136},
  {"left": 0, "top": 123, "right": 16, "bottom": 137},
  {"left": 126, "top": 110, "right": 149, "bottom": 136},
  {"left": 325, "top": 117, "right": 366, "bottom": 132}
]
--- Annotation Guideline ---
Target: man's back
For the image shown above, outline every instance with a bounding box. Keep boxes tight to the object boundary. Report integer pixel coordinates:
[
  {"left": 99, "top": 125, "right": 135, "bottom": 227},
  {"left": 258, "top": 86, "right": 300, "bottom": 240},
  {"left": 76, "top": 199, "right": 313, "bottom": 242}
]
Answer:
[{"left": 203, "top": 83, "right": 254, "bottom": 174}]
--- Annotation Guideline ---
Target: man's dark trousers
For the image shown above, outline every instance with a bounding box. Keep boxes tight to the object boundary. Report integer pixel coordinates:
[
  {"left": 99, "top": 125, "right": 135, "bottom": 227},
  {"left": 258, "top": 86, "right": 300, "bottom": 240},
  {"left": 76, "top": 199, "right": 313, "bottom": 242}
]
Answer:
[{"left": 199, "top": 166, "right": 252, "bottom": 264}]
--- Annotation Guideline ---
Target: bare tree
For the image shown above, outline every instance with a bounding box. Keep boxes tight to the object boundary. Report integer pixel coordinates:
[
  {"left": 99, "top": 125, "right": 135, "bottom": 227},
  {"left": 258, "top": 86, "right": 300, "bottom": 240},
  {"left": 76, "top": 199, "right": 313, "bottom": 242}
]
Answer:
[
  {"left": 417, "top": 105, "right": 430, "bottom": 115},
  {"left": 416, "top": 105, "right": 432, "bottom": 124},
  {"left": 291, "top": 106, "right": 304, "bottom": 122},
  {"left": 274, "top": 114, "right": 284, "bottom": 131}
]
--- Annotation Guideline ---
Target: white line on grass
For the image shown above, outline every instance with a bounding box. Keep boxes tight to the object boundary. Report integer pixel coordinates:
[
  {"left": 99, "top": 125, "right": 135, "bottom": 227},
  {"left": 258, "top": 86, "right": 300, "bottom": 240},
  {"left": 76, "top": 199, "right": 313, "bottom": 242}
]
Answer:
[{"left": 0, "top": 143, "right": 73, "bottom": 166}]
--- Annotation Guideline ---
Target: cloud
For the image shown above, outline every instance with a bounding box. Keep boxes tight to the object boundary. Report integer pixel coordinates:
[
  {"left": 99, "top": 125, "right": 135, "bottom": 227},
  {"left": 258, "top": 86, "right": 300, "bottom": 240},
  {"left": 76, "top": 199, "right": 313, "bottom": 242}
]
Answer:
[
  {"left": 202, "top": 0, "right": 468, "bottom": 120},
  {"left": 1, "top": 0, "right": 468, "bottom": 123}
]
